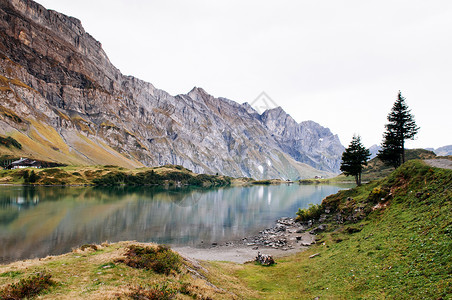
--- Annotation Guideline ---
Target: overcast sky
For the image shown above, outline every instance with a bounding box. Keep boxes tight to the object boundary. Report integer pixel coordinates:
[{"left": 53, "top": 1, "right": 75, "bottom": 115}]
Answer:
[{"left": 38, "top": 0, "right": 452, "bottom": 149}]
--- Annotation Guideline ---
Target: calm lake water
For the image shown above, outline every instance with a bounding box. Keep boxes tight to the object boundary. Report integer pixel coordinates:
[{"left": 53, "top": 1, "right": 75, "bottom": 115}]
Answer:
[{"left": 0, "top": 184, "right": 352, "bottom": 263}]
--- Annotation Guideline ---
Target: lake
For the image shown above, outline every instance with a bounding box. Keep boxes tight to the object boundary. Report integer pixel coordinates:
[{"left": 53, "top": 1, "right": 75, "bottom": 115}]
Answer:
[{"left": 0, "top": 184, "right": 352, "bottom": 263}]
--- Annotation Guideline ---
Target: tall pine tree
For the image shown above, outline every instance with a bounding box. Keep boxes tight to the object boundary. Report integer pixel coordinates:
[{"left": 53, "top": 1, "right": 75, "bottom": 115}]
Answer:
[
  {"left": 378, "top": 91, "right": 419, "bottom": 168},
  {"left": 340, "top": 135, "right": 370, "bottom": 186}
]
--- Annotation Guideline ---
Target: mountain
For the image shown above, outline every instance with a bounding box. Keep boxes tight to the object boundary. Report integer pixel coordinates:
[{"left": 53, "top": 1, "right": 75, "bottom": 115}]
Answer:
[
  {"left": 0, "top": 0, "right": 344, "bottom": 179},
  {"left": 368, "top": 144, "right": 381, "bottom": 159},
  {"left": 434, "top": 145, "right": 452, "bottom": 156}
]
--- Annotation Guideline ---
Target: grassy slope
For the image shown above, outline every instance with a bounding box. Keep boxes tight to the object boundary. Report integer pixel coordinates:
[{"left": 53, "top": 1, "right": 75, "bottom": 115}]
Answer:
[
  {"left": 301, "top": 148, "right": 437, "bottom": 184},
  {"left": 215, "top": 160, "right": 451, "bottom": 299}
]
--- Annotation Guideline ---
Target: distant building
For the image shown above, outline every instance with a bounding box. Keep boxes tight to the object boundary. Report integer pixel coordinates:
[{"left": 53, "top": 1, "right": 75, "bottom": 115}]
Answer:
[{"left": 6, "top": 158, "right": 41, "bottom": 169}]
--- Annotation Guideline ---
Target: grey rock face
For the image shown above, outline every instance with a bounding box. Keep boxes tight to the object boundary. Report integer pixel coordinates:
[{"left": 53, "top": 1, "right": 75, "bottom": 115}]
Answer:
[
  {"left": 369, "top": 144, "right": 382, "bottom": 159},
  {"left": 0, "top": 0, "right": 344, "bottom": 179},
  {"left": 434, "top": 145, "right": 452, "bottom": 156},
  {"left": 261, "top": 108, "right": 344, "bottom": 172}
]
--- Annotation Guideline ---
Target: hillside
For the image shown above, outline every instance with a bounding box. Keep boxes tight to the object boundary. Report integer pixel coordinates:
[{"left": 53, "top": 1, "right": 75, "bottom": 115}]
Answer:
[
  {"left": 224, "top": 159, "right": 452, "bottom": 298},
  {"left": 309, "top": 148, "right": 437, "bottom": 183},
  {"left": 0, "top": 0, "right": 343, "bottom": 180},
  {"left": 1, "top": 160, "right": 449, "bottom": 299},
  {"left": 360, "top": 148, "right": 436, "bottom": 181}
]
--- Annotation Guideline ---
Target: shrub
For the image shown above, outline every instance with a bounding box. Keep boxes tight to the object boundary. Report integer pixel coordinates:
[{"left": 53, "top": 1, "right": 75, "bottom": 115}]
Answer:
[
  {"left": 116, "top": 245, "right": 181, "bottom": 275},
  {"left": 128, "top": 282, "right": 177, "bottom": 300},
  {"left": 28, "top": 170, "right": 38, "bottom": 183},
  {"left": 368, "top": 187, "right": 388, "bottom": 203},
  {"left": 0, "top": 271, "right": 54, "bottom": 299},
  {"left": 80, "top": 244, "right": 98, "bottom": 251},
  {"left": 23, "top": 170, "right": 29, "bottom": 182},
  {"left": 296, "top": 203, "right": 324, "bottom": 222}
]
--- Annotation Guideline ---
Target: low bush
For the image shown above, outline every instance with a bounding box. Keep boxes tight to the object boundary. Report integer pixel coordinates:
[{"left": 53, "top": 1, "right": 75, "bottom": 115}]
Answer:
[
  {"left": 128, "top": 282, "right": 177, "bottom": 300},
  {"left": 80, "top": 244, "right": 98, "bottom": 251},
  {"left": 116, "top": 245, "right": 181, "bottom": 275},
  {"left": 368, "top": 187, "right": 389, "bottom": 203},
  {"left": 0, "top": 271, "right": 54, "bottom": 299}
]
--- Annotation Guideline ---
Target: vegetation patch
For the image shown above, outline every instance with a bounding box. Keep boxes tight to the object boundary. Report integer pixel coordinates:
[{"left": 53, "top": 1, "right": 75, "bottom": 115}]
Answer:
[
  {"left": 0, "top": 106, "right": 23, "bottom": 124},
  {"left": 295, "top": 203, "right": 323, "bottom": 222},
  {"left": 116, "top": 245, "right": 182, "bottom": 275},
  {"left": 0, "top": 136, "right": 22, "bottom": 149},
  {"left": 80, "top": 244, "right": 98, "bottom": 251},
  {"left": 0, "top": 271, "right": 55, "bottom": 299},
  {"left": 92, "top": 166, "right": 231, "bottom": 187},
  {"left": 0, "top": 271, "right": 23, "bottom": 279},
  {"left": 227, "top": 160, "right": 452, "bottom": 299},
  {"left": 251, "top": 179, "right": 272, "bottom": 185},
  {"left": 128, "top": 282, "right": 178, "bottom": 300}
]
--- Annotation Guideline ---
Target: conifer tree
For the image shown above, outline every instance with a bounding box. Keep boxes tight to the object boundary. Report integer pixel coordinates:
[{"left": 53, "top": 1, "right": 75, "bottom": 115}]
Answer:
[
  {"left": 378, "top": 91, "right": 419, "bottom": 168},
  {"left": 340, "top": 135, "right": 370, "bottom": 186}
]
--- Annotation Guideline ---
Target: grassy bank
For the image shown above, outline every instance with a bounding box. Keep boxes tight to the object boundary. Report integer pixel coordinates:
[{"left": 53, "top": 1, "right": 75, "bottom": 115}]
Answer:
[
  {"left": 0, "top": 242, "right": 249, "bottom": 299},
  {"left": 217, "top": 160, "right": 451, "bottom": 299},
  {"left": 0, "top": 164, "right": 299, "bottom": 187},
  {"left": 0, "top": 165, "right": 232, "bottom": 187}
]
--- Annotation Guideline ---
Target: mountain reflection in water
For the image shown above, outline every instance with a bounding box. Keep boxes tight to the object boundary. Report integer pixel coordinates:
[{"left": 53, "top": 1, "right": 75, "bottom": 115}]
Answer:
[{"left": 0, "top": 184, "right": 352, "bottom": 263}]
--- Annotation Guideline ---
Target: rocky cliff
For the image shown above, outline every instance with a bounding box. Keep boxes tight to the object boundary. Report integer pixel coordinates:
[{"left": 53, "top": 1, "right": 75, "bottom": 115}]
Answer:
[
  {"left": 434, "top": 145, "right": 452, "bottom": 156},
  {"left": 0, "top": 0, "right": 344, "bottom": 179}
]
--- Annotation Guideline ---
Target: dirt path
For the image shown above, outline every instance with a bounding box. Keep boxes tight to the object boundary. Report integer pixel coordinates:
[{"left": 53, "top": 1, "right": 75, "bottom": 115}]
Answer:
[{"left": 424, "top": 158, "right": 452, "bottom": 170}]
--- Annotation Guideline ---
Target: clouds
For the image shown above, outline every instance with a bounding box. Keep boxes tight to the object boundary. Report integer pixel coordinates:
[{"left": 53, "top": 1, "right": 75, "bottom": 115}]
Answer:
[{"left": 38, "top": 0, "right": 452, "bottom": 148}]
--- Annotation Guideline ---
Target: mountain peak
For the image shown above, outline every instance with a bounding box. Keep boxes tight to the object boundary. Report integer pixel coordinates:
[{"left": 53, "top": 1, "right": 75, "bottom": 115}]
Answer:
[{"left": 0, "top": 0, "right": 345, "bottom": 178}]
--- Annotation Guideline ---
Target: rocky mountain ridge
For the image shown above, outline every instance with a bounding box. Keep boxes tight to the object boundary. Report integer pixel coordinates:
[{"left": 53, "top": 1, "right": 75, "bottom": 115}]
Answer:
[{"left": 0, "top": 0, "right": 344, "bottom": 179}]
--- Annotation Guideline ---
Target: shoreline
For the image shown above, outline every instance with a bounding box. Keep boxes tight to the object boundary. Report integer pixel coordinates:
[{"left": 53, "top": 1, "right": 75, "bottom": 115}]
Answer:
[
  {"left": 175, "top": 217, "right": 316, "bottom": 263},
  {"left": 0, "top": 217, "right": 315, "bottom": 266}
]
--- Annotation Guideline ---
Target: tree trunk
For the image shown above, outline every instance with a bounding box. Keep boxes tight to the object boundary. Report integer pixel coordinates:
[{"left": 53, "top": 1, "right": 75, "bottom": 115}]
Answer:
[
  {"left": 355, "top": 173, "right": 361, "bottom": 186},
  {"left": 401, "top": 139, "right": 405, "bottom": 164}
]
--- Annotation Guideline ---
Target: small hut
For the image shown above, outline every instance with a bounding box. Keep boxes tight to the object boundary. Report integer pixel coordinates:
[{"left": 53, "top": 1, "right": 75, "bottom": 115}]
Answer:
[{"left": 6, "top": 158, "right": 41, "bottom": 169}]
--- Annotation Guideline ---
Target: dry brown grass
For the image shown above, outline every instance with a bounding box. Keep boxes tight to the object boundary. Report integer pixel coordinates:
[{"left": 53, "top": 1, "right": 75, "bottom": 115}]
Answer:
[{"left": 0, "top": 242, "right": 241, "bottom": 299}]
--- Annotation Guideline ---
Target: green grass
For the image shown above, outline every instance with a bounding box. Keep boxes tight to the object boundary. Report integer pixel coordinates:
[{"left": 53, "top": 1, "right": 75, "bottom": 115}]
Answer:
[{"left": 223, "top": 160, "right": 451, "bottom": 299}]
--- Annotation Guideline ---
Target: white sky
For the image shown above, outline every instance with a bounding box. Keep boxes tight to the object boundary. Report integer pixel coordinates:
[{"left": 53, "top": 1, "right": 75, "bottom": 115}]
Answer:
[{"left": 37, "top": 0, "right": 452, "bottom": 149}]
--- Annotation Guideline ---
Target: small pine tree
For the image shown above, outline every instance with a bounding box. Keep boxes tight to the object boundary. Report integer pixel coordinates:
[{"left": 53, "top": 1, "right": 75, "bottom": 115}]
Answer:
[
  {"left": 378, "top": 91, "right": 419, "bottom": 168},
  {"left": 28, "top": 170, "right": 38, "bottom": 183},
  {"left": 340, "top": 135, "right": 370, "bottom": 186},
  {"left": 23, "top": 170, "right": 29, "bottom": 183}
]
